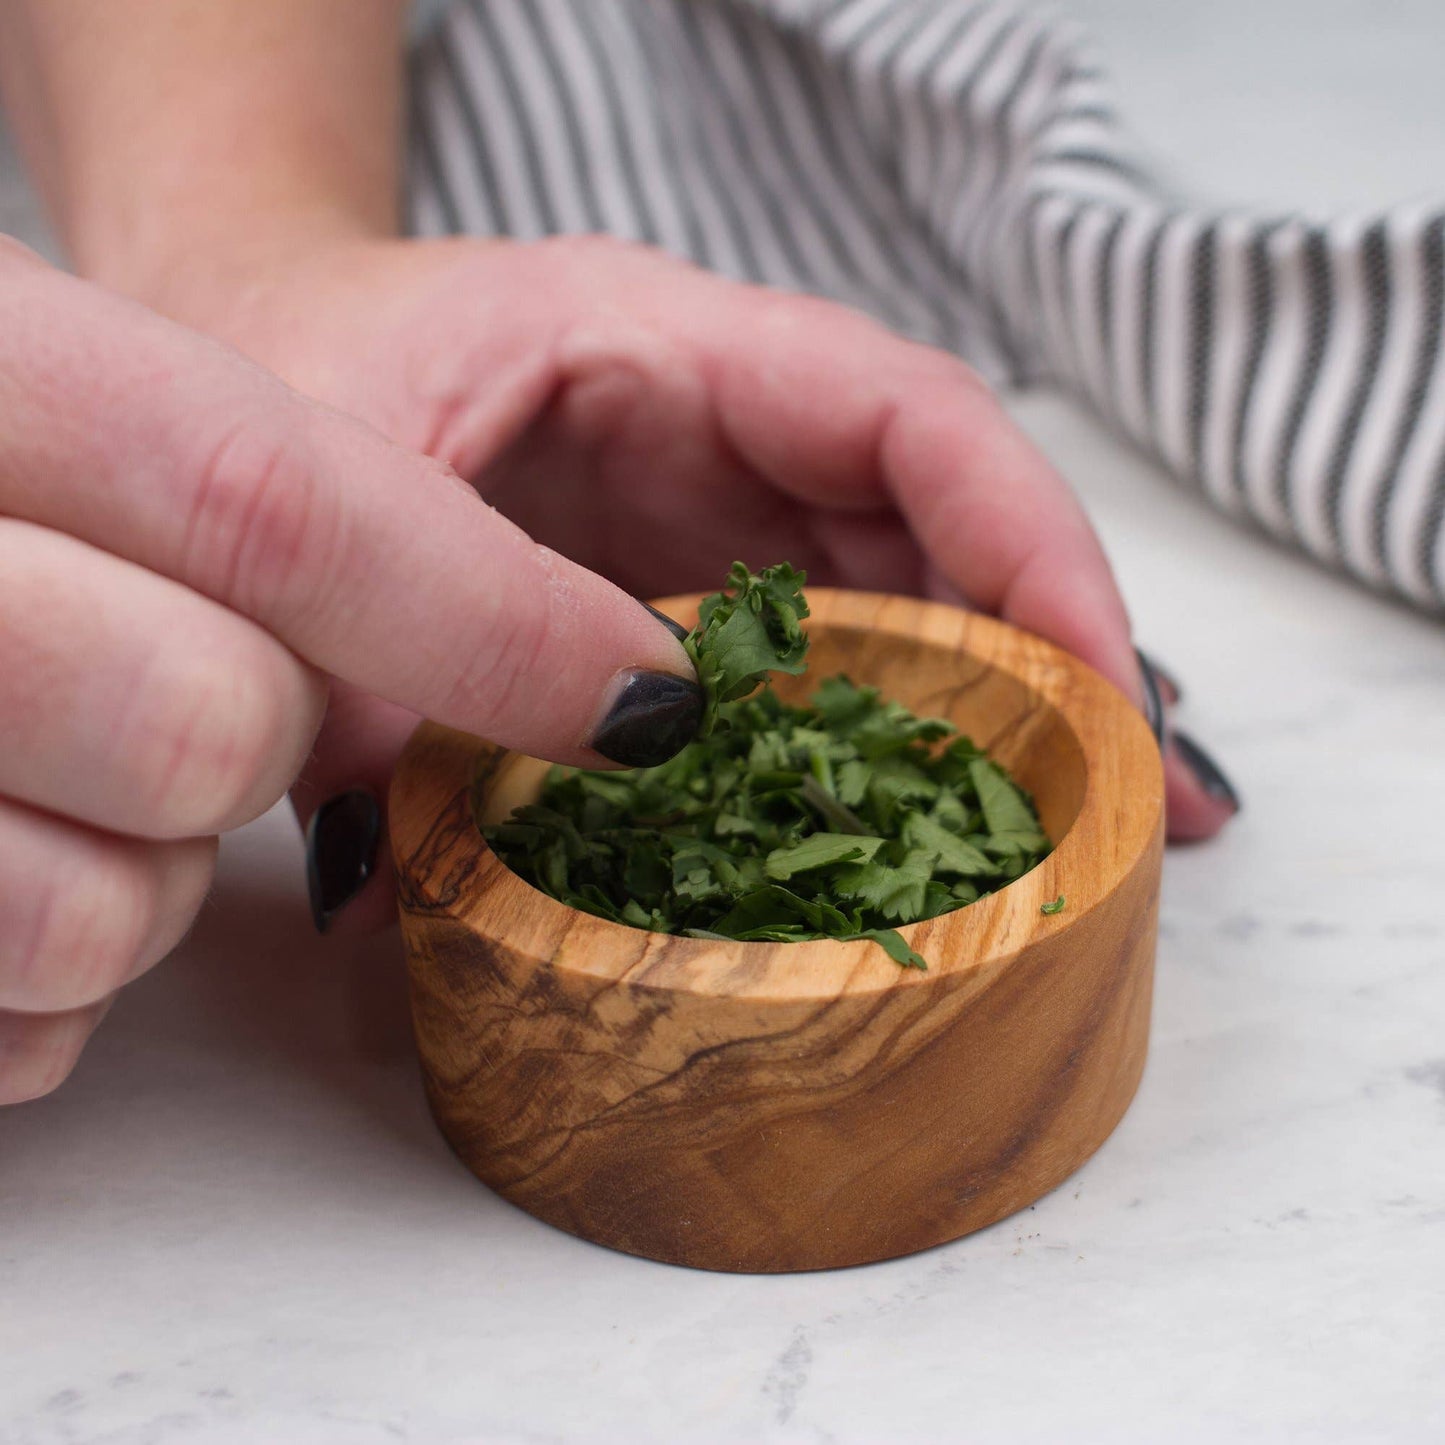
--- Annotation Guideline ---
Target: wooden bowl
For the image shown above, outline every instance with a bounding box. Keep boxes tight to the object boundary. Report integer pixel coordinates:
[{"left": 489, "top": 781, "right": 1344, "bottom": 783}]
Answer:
[{"left": 390, "top": 591, "right": 1164, "bottom": 1272}]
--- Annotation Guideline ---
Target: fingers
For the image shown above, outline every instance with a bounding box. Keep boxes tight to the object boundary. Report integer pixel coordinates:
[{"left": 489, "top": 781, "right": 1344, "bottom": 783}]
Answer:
[
  {"left": 0, "top": 1000, "right": 111, "bottom": 1106},
  {"left": 0, "top": 793, "right": 216, "bottom": 1104},
  {"left": 1135, "top": 653, "right": 1240, "bottom": 842},
  {"left": 1163, "top": 747, "right": 1234, "bottom": 842},
  {"left": 0, "top": 796, "right": 217, "bottom": 1013},
  {"left": 679, "top": 281, "right": 1247, "bottom": 848},
  {"left": 0, "top": 635, "right": 219, "bottom": 1105},
  {"left": 0, "top": 520, "right": 327, "bottom": 839},
  {"left": 0, "top": 253, "right": 695, "bottom": 766},
  {"left": 1163, "top": 732, "right": 1241, "bottom": 843},
  {"left": 804, "top": 510, "right": 929, "bottom": 598},
  {"left": 691, "top": 288, "right": 1139, "bottom": 702}
]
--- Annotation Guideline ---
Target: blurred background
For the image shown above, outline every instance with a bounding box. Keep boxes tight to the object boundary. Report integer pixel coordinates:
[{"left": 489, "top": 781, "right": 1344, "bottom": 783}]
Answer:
[
  {"left": 6, "top": 0, "right": 1445, "bottom": 265},
  {"left": 0, "top": 120, "right": 49, "bottom": 257}
]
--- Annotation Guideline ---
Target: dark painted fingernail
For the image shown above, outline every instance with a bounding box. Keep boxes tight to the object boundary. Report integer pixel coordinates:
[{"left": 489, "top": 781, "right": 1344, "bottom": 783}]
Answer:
[
  {"left": 640, "top": 601, "right": 690, "bottom": 643},
  {"left": 1137, "top": 648, "right": 1183, "bottom": 705},
  {"left": 1135, "top": 647, "right": 1165, "bottom": 748},
  {"left": 591, "top": 670, "right": 703, "bottom": 768},
  {"left": 1172, "top": 731, "right": 1242, "bottom": 813},
  {"left": 305, "top": 789, "right": 381, "bottom": 933}
]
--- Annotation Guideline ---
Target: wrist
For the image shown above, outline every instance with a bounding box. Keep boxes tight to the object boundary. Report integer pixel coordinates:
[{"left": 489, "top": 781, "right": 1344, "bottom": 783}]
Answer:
[
  {"left": 18, "top": 0, "right": 407, "bottom": 314},
  {"left": 78, "top": 198, "right": 386, "bottom": 325}
]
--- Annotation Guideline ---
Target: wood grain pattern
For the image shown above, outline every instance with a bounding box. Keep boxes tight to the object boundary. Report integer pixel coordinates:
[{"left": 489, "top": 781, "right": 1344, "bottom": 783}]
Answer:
[{"left": 391, "top": 592, "right": 1164, "bottom": 1272}]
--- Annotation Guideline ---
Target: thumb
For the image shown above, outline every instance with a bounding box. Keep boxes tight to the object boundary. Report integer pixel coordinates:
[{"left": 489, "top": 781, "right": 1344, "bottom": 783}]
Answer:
[{"left": 290, "top": 682, "right": 416, "bottom": 937}]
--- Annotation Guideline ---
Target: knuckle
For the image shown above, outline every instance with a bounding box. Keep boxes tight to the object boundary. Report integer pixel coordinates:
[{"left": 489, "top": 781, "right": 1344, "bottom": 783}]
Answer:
[
  {"left": 3, "top": 850, "right": 151, "bottom": 1012},
  {"left": 918, "top": 347, "right": 993, "bottom": 404},
  {"left": 183, "top": 405, "right": 341, "bottom": 622},
  {"left": 139, "top": 647, "right": 323, "bottom": 835},
  {"left": 0, "top": 1011, "right": 94, "bottom": 1105},
  {"left": 553, "top": 349, "right": 654, "bottom": 450}
]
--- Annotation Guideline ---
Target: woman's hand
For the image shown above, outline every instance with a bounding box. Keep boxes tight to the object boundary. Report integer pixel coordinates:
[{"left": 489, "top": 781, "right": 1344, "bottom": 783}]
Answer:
[
  {"left": 0, "top": 240, "right": 699, "bottom": 1103},
  {"left": 150, "top": 232, "right": 1238, "bottom": 861}
]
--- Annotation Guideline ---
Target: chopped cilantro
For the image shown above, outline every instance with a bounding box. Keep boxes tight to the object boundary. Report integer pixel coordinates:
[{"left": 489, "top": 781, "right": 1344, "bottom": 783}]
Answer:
[{"left": 484, "top": 563, "right": 1051, "bottom": 969}]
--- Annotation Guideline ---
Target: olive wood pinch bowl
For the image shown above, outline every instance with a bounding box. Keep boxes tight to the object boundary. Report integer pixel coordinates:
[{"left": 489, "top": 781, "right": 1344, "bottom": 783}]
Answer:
[{"left": 390, "top": 590, "right": 1164, "bottom": 1273}]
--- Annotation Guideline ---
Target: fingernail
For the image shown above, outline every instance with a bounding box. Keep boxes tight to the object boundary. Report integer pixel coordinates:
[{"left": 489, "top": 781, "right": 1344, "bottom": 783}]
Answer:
[
  {"left": 590, "top": 670, "right": 703, "bottom": 768},
  {"left": 640, "top": 600, "right": 691, "bottom": 643},
  {"left": 1135, "top": 647, "right": 1165, "bottom": 747},
  {"left": 1172, "top": 731, "right": 1242, "bottom": 813},
  {"left": 305, "top": 789, "right": 381, "bottom": 933},
  {"left": 1137, "top": 648, "right": 1183, "bottom": 705}
]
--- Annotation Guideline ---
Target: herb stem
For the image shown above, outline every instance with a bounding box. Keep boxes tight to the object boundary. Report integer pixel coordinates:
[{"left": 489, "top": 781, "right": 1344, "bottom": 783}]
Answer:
[
  {"left": 799, "top": 773, "right": 871, "bottom": 836},
  {"left": 808, "top": 748, "right": 835, "bottom": 796}
]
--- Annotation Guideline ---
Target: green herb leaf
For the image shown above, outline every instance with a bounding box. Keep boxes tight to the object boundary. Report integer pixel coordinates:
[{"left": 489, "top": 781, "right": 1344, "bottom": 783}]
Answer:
[
  {"left": 685, "top": 561, "right": 810, "bottom": 736},
  {"left": 902, "top": 811, "right": 1002, "bottom": 878},
  {"left": 1041, "top": 894, "right": 1067, "bottom": 915},
  {"left": 968, "top": 758, "right": 1049, "bottom": 852},
  {"left": 765, "top": 832, "right": 885, "bottom": 880},
  {"left": 831, "top": 847, "right": 937, "bottom": 923},
  {"left": 847, "top": 928, "right": 928, "bottom": 971}
]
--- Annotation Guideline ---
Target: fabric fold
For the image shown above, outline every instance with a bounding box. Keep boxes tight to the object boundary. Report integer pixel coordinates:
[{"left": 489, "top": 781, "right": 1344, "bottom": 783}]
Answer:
[{"left": 409, "top": 0, "right": 1445, "bottom": 613}]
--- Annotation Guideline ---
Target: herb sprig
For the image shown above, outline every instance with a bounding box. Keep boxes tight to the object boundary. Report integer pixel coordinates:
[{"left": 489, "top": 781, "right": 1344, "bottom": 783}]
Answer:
[
  {"left": 484, "top": 563, "right": 1052, "bottom": 969},
  {"left": 684, "top": 560, "right": 810, "bottom": 737}
]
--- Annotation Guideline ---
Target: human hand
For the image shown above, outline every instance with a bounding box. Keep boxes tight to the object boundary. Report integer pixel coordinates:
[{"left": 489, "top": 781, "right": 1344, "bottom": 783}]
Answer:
[
  {"left": 152, "top": 233, "right": 1238, "bottom": 866},
  {"left": 0, "top": 240, "right": 699, "bottom": 1103}
]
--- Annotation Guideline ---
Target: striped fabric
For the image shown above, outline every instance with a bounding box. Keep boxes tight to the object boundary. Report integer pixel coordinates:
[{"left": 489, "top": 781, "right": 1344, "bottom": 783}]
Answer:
[{"left": 408, "top": 0, "right": 1445, "bottom": 614}]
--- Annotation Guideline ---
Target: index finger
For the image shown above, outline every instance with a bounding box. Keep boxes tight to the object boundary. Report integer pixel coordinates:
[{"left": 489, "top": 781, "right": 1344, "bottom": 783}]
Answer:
[{"left": 0, "top": 250, "right": 694, "bottom": 765}]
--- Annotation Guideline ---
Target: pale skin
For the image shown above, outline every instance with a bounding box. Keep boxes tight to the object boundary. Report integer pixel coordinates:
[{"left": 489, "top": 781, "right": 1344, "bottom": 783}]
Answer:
[{"left": 0, "top": 1, "right": 1233, "bottom": 1104}]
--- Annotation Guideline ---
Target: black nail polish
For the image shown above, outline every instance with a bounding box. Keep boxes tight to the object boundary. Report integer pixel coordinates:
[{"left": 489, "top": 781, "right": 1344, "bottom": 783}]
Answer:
[
  {"left": 640, "top": 600, "right": 691, "bottom": 643},
  {"left": 1135, "top": 647, "right": 1165, "bottom": 748},
  {"left": 305, "top": 789, "right": 381, "bottom": 933},
  {"left": 1137, "top": 648, "right": 1183, "bottom": 705},
  {"left": 1172, "top": 731, "right": 1242, "bottom": 813},
  {"left": 590, "top": 670, "right": 703, "bottom": 768}
]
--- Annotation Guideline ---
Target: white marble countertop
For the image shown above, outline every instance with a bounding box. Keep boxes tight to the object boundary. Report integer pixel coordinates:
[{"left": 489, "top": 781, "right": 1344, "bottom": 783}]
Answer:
[{"left": 3, "top": 4, "right": 1444, "bottom": 1442}]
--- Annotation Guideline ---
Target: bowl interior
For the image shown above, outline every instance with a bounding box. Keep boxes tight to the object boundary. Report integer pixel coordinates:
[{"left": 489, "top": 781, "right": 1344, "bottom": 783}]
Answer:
[{"left": 475, "top": 621, "right": 1087, "bottom": 851}]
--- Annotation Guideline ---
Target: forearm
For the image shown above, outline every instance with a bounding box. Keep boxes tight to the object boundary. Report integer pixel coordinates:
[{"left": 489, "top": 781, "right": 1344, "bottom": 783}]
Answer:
[{"left": 0, "top": 0, "right": 407, "bottom": 300}]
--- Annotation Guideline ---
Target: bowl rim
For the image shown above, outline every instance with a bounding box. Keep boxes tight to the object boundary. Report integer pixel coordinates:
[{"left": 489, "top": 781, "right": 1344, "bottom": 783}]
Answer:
[{"left": 390, "top": 589, "right": 1164, "bottom": 1002}]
